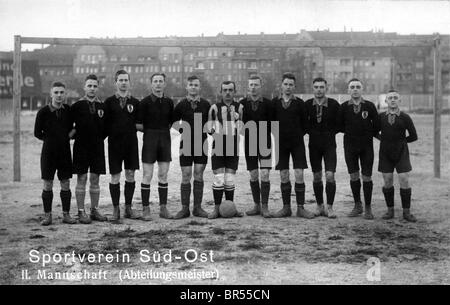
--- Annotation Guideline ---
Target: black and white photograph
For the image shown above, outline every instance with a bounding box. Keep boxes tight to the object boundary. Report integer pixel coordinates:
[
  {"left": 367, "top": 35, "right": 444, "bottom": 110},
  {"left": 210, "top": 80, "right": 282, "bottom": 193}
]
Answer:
[{"left": 0, "top": 0, "right": 449, "bottom": 289}]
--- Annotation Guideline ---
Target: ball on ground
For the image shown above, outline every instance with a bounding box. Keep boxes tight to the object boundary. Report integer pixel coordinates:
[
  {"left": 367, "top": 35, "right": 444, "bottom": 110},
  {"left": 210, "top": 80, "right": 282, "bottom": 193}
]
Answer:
[{"left": 219, "top": 200, "right": 237, "bottom": 218}]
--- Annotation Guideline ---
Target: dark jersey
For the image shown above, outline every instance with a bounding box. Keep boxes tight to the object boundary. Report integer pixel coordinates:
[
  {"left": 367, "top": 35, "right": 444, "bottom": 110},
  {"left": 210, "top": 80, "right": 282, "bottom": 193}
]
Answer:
[
  {"left": 173, "top": 97, "right": 210, "bottom": 150},
  {"left": 379, "top": 111, "right": 418, "bottom": 159},
  {"left": 104, "top": 94, "right": 139, "bottom": 139},
  {"left": 70, "top": 97, "right": 106, "bottom": 146},
  {"left": 337, "top": 99, "right": 380, "bottom": 147},
  {"left": 34, "top": 104, "right": 72, "bottom": 157},
  {"left": 271, "top": 96, "right": 307, "bottom": 146},
  {"left": 137, "top": 94, "right": 174, "bottom": 131},
  {"left": 305, "top": 97, "right": 340, "bottom": 147},
  {"left": 240, "top": 96, "right": 272, "bottom": 151}
]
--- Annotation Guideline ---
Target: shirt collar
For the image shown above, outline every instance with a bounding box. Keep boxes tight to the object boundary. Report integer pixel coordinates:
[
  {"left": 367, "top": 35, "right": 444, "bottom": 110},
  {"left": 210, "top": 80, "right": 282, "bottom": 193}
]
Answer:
[
  {"left": 313, "top": 97, "right": 328, "bottom": 107},
  {"left": 387, "top": 108, "right": 401, "bottom": 116},
  {"left": 48, "top": 103, "right": 62, "bottom": 112},
  {"left": 280, "top": 94, "right": 296, "bottom": 103},
  {"left": 186, "top": 95, "right": 200, "bottom": 102},
  {"left": 81, "top": 96, "right": 101, "bottom": 103},
  {"left": 247, "top": 95, "right": 263, "bottom": 102},
  {"left": 150, "top": 93, "right": 164, "bottom": 102},
  {"left": 115, "top": 92, "right": 131, "bottom": 99},
  {"left": 348, "top": 98, "right": 365, "bottom": 105}
]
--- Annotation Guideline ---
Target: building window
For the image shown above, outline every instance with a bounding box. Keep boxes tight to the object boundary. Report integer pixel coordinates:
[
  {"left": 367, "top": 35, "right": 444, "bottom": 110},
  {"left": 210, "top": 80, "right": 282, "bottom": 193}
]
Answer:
[
  {"left": 162, "top": 66, "right": 166, "bottom": 72},
  {"left": 210, "top": 62, "right": 214, "bottom": 69},
  {"left": 416, "top": 61, "right": 424, "bottom": 69},
  {"left": 416, "top": 73, "right": 423, "bottom": 80}
]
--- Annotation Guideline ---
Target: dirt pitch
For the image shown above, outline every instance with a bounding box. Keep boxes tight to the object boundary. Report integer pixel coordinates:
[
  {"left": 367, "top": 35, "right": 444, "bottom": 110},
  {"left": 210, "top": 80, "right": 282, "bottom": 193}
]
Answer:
[{"left": 0, "top": 112, "right": 449, "bottom": 285}]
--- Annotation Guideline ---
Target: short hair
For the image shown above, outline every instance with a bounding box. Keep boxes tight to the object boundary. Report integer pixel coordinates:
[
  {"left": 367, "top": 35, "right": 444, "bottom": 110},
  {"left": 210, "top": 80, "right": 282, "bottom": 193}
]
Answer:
[
  {"left": 220, "top": 80, "right": 236, "bottom": 92},
  {"left": 187, "top": 75, "right": 200, "bottom": 82},
  {"left": 51, "top": 81, "right": 65, "bottom": 89},
  {"left": 151, "top": 73, "right": 166, "bottom": 82},
  {"left": 248, "top": 75, "right": 262, "bottom": 82},
  {"left": 85, "top": 74, "right": 98, "bottom": 83},
  {"left": 348, "top": 78, "right": 362, "bottom": 85},
  {"left": 282, "top": 72, "right": 296, "bottom": 83},
  {"left": 312, "top": 77, "right": 327, "bottom": 85},
  {"left": 387, "top": 88, "right": 399, "bottom": 94},
  {"left": 115, "top": 69, "right": 130, "bottom": 82}
]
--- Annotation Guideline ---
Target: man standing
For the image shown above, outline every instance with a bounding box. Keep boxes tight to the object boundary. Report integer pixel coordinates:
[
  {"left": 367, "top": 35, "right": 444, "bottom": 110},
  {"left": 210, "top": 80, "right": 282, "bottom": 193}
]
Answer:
[
  {"left": 34, "top": 81, "right": 77, "bottom": 225},
  {"left": 137, "top": 73, "right": 174, "bottom": 219},
  {"left": 172, "top": 75, "right": 210, "bottom": 219},
  {"left": 104, "top": 70, "right": 141, "bottom": 221},
  {"left": 337, "top": 78, "right": 380, "bottom": 219},
  {"left": 305, "top": 77, "right": 340, "bottom": 218},
  {"left": 271, "top": 73, "right": 314, "bottom": 219},
  {"left": 70, "top": 74, "right": 107, "bottom": 224},
  {"left": 240, "top": 75, "right": 273, "bottom": 218},
  {"left": 207, "top": 81, "right": 244, "bottom": 219},
  {"left": 378, "top": 90, "right": 418, "bottom": 222}
]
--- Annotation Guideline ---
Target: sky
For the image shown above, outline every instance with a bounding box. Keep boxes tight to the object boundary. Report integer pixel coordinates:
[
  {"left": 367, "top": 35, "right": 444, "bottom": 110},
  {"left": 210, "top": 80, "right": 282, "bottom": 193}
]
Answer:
[{"left": 0, "top": 0, "right": 449, "bottom": 51}]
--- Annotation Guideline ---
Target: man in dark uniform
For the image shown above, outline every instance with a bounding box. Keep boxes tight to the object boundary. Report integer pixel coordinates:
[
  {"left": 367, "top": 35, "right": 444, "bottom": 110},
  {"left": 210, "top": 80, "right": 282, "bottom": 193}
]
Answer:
[
  {"left": 172, "top": 75, "right": 210, "bottom": 219},
  {"left": 337, "top": 78, "right": 380, "bottom": 220},
  {"left": 104, "top": 70, "right": 141, "bottom": 221},
  {"left": 305, "top": 77, "right": 340, "bottom": 218},
  {"left": 34, "top": 81, "right": 77, "bottom": 225},
  {"left": 137, "top": 73, "right": 174, "bottom": 219},
  {"left": 207, "top": 80, "right": 244, "bottom": 219},
  {"left": 240, "top": 75, "right": 273, "bottom": 218},
  {"left": 70, "top": 74, "right": 107, "bottom": 224},
  {"left": 378, "top": 90, "right": 418, "bottom": 222},
  {"left": 271, "top": 73, "right": 315, "bottom": 219}
]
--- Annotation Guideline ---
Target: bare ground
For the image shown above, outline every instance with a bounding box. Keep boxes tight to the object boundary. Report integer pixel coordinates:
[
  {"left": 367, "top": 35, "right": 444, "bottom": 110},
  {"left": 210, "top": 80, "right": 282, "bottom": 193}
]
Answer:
[{"left": 0, "top": 112, "right": 449, "bottom": 284}]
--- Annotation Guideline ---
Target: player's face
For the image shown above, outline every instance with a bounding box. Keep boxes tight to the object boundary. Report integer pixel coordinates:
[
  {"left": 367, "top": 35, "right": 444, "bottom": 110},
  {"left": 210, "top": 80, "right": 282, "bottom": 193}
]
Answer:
[
  {"left": 281, "top": 78, "right": 295, "bottom": 96},
  {"left": 313, "top": 81, "right": 327, "bottom": 99},
  {"left": 84, "top": 79, "right": 99, "bottom": 98},
  {"left": 151, "top": 75, "right": 166, "bottom": 94},
  {"left": 116, "top": 73, "right": 130, "bottom": 92},
  {"left": 248, "top": 79, "right": 262, "bottom": 97},
  {"left": 50, "top": 86, "right": 66, "bottom": 105},
  {"left": 386, "top": 92, "right": 401, "bottom": 109},
  {"left": 348, "top": 81, "right": 363, "bottom": 99},
  {"left": 221, "top": 83, "right": 235, "bottom": 103},
  {"left": 186, "top": 79, "right": 201, "bottom": 96}
]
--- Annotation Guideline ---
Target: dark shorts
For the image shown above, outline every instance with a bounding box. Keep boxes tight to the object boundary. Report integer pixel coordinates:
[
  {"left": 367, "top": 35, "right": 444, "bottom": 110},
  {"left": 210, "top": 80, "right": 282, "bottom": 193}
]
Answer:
[
  {"left": 108, "top": 135, "right": 139, "bottom": 175},
  {"left": 378, "top": 143, "right": 412, "bottom": 173},
  {"left": 142, "top": 129, "right": 172, "bottom": 164},
  {"left": 211, "top": 156, "right": 239, "bottom": 171},
  {"left": 245, "top": 154, "right": 272, "bottom": 171},
  {"left": 344, "top": 141, "right": 374, "bottom": 177},
  {"left": 73, "top": 141, "right": 106, "bottom": 175},
  {"left": 41, "top": 147, "right": 72, "bottom": 181},
  {"left": 180, "top": 155, "right": 208, "bottom": 167},
  {"left": 275, "top": 141, "right": 308, "bottom": 170},
  {"left": 309, "top": 143, "right": 337, "bottom": 173}
]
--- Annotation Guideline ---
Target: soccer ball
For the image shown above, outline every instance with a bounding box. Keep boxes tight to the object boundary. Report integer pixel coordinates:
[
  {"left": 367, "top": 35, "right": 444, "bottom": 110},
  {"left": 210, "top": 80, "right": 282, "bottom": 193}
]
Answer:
[{"left": 219, "top": 200, "right": 237, "bottom": 218}]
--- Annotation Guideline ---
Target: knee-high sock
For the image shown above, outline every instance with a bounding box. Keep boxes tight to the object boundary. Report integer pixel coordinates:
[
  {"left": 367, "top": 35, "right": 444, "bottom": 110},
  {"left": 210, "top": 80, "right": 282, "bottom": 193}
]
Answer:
[
  {"left": 109, "top": 183, "right": 120, "bottom": 207},
  {"left": 42, "top": 190, "right": 53, "bottom": 213},
  {"left": 281, "top": 182, "right": 292, "bottom": 206},
  {"left": 326, "top": 182, "right": 336, "bottom": 206},
  {"left": 295, "top": 183, "right": 305, "bottom": 206},
  {"left": 350, "top": 180, "right": 361, "bottom": 204},
  {"left": 260, "top": 181, "right": 270, "bottom": 205},
  {"left": 382, "top": 186, "right": 395, "bottom": 207},
  {"left": 212, "top": 185, "right": 224, "bottom": 206},
  {"left": 75, "top": 186, "right": 86, "bottom": 210},
  {"left": 181, "top": 182, "right": 191, "bottom": 206},
  {"left": 224, "top": 184, "right": 235, "bottom": 201},
  {"left": 158, "top": 182, "right": 168, "bottom": 205},
  {"left": 400, "top": 188, "right": 412, "bottom": 209},
  {"left": 141, "top": 183, "right": 150, "bottom": 207},
  {"left": 124, "top": 181, "right": 135, "bottom": 206},
  {"left": 60, "top": 190, "right": 71, "bottom": 212},
  {"left": 250, "top": 180, "right": 261, "bottom": 204},
  {"left": 363, "top": 181, "right": 373, "bottom": 206},
  {"left": 313, "top": 181, "right": 324, "bottom": 205},
  {"left": 193, "top": 180, "right": 204, "bottom": 206}
]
